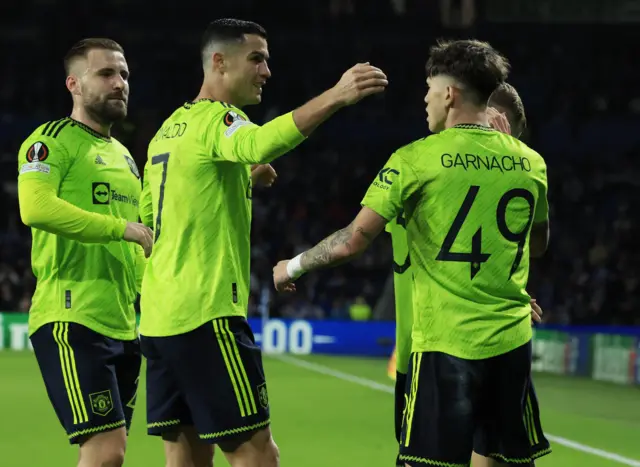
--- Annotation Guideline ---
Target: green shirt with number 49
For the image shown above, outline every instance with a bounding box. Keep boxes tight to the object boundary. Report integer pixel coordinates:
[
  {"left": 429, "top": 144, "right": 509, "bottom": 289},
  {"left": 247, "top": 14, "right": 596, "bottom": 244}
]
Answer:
[{"left": 363, "top": 124, "right": 549, "bottom": 360}]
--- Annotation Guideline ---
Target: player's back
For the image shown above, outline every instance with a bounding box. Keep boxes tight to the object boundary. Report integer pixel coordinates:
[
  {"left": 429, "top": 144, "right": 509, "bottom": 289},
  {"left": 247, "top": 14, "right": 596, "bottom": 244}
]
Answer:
[
  {"left": 140, "top": 100, "right": 252, "bottom": 337},
  {"left": 17, "top": 118, "right": 142, "bottom": 339},
  {"left": 405, "top": 124, "right": 547, "bottom": 359}
]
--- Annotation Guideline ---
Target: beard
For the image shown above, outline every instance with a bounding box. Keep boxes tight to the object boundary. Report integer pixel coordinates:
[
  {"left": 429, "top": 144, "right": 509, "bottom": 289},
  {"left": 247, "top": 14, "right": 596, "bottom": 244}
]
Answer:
[{"left": 84, "top": 95, "right": 128, "bottom": 125}]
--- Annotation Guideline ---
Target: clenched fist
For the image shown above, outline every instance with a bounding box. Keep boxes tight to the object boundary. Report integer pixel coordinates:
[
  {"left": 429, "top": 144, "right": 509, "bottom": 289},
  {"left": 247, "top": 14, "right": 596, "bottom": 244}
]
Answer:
[{"left": 251, "top": 164, "right": 277, "bottom": 187}]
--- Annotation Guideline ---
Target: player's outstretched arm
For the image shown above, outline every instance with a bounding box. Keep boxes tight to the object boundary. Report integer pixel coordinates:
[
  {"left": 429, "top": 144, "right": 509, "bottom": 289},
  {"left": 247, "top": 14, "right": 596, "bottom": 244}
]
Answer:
[
  {"left": 291, "top": 62, "right": 388, "bottom": 136},
  {"left": 213, "top": 63, "right": 387, "bottom": 166},
  {"left": 272, "top": 207, "right": 387, "bottom": 292}
]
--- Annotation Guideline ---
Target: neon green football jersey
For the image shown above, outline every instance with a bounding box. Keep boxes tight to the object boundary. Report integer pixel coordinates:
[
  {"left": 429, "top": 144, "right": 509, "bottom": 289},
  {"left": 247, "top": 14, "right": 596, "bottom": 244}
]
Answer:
[
  {"left": 139, "top": 100, "right": 304, "bottom": 337},
  {"left": 17, "top": 118, "right": 143, "bottom": 340},
  {"left": 363, "top": 124, "right": 549, "bottom": 359},
  {"left": 386, "top": 213, "right": 413, "bottom": 374}
]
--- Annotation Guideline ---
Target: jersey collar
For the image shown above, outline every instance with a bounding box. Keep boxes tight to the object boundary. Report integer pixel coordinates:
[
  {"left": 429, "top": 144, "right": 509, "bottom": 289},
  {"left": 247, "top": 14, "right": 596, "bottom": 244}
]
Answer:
[
  {"left": 184, "top": 98, "right": 219, "bottom": 109},
  {"left": 69, "top": 118, "right": 112, "bottom": 142},
  {"left": 451, "top": 123, "right": 495, "bottom": 132}
]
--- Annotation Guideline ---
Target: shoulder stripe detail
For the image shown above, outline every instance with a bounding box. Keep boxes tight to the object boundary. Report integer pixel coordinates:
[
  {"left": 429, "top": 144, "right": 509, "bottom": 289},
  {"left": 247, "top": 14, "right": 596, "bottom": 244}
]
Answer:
[
  {"left": 52, "top": 119, "right": 71, "bottom": 138},
  {"left": 41, "top": 120, "right": 59, "bottom": 136},
  {"left": 45, "top": 119, "right": 66, "bottom": 137},
  {"left": 40, "top": 121, "right": 53, "bottom": 136},
  {"left": 45, "top": 119, "right": 64, "bottom": 137}
]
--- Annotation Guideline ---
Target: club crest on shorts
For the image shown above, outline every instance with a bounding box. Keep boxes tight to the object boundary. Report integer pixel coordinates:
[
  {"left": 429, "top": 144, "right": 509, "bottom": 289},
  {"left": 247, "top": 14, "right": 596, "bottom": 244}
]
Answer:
[
  {"left": 26, "top": 141, "right": 49, "bottom": 162},
  {"left": 257, "top": 383, "right": 269, "bottom": 409},
  {"left": 89, "top": 390, "right": 114, "bottom": 416}
]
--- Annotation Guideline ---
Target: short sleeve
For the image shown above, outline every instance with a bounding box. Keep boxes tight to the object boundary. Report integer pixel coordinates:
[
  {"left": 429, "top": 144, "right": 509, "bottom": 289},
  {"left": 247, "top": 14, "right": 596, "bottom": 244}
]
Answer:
[{"left": 361, "top": 150, "right": 422, "bottom": 222}]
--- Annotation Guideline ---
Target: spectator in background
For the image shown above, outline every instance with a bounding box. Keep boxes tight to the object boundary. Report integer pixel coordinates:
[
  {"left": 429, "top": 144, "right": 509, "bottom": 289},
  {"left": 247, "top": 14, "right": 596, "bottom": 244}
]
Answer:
[{"left": 349, "top": 296, "right": 371, "bottom": 321}]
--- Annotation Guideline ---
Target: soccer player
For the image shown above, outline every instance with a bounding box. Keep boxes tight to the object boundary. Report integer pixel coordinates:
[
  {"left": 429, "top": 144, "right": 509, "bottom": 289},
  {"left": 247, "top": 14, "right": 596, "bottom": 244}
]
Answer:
[
  {"left": 138, "top": 18, "right": 387, "bottom": 467},
  {"left": 469, "top": 83, "right": 550, "bottom": 466},
  {"left": 274, "top": 39, "right": 551, "bottom": 466},
  {"left": 17, "top": 38, "right": 153, "bottom": 467},
  {"left": 384, "top": 81, "right": 548, "bottom": 467}
]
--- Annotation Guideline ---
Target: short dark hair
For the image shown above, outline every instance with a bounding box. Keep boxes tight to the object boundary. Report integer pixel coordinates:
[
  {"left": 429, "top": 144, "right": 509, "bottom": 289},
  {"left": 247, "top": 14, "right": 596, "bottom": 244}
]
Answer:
[
  {"left": 488, "top": 83, "right": 527, "bottom": 138},
  {"left": 64, "top": 38, "right": 124, "bottom": 75},
  {"left": 201, "top": 19, "right": 267, "bottom": 63},
  {"left": 426, "top": 39, "right": 510, "bottom": 105}
]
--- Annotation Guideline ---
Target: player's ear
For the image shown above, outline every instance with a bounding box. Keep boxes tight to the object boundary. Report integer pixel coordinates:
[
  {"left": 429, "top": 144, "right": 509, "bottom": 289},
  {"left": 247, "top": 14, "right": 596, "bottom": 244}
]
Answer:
[
  {"left": 65, "top": 75, "right": 81, "bottom": 96},
  {"left": 444, "top": 85, "right": 455, "bottom": 110},
  {"left": 212, "top": 52, "right": 226, "bottom": 72}
]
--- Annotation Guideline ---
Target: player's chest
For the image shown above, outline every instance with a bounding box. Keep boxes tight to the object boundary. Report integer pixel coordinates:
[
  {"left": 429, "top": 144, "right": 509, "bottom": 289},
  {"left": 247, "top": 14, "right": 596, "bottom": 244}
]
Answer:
[{"left": 63, "top": 146, "right": 141, "bottom": 213}]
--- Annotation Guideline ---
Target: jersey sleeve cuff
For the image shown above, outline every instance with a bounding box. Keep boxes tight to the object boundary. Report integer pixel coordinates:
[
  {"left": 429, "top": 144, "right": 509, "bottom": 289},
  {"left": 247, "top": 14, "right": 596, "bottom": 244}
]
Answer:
[
  {"left": 111, "top": 217, "right": 128, "bottom": 240},
  {"left": 361, "top": 201, "right": 393, "bottom": 223}
]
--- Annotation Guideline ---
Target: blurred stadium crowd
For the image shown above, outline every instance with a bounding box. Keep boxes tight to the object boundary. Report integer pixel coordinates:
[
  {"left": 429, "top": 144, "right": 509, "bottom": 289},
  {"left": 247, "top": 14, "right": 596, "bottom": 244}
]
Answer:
[{"left": 1, "top": 0, "right": 639, "bottom": 325}]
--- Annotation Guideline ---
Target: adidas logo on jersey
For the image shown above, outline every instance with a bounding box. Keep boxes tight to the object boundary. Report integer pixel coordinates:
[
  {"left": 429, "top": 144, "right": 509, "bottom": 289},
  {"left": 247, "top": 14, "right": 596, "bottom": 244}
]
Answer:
[{"left": 95, "top": 155, "right": 106, "bottom": 165}]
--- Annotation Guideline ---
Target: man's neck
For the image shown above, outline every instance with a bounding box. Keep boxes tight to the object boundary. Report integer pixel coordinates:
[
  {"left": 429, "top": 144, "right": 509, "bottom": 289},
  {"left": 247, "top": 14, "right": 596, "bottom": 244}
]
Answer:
[
  {"left": 444, "top": 107, "right": 489, "bottom": 130},
  {"left": 70, "top": 108, "right": 112, "bottom": 137},
  {"left": 196, "top": 79, "right": 241, "bottom": 108}
]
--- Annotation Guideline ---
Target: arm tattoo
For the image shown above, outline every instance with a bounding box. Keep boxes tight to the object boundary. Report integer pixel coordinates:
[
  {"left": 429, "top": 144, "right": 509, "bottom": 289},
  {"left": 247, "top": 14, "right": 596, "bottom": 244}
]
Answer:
[{"left": 300, "top": 224, "right": 374, "bottom": 271}]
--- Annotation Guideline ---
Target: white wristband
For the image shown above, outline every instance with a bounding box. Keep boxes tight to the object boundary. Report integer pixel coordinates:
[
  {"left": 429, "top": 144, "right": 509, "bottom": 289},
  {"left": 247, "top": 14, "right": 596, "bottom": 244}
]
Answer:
[{"left": 286, "top": 253, "right": 305, "bottom": 280}]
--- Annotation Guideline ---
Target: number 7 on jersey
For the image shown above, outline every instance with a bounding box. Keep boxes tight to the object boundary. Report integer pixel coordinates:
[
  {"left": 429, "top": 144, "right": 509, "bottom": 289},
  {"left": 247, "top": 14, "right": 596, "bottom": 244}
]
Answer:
[{"left": 151, "top": 153, "right": 170, "bottom": 242}]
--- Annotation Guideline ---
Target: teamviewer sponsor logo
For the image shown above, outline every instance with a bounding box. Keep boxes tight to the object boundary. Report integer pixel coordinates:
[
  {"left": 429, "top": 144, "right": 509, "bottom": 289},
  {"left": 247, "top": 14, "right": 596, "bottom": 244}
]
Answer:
[{"left": 92, "top": 182, "right": 111, "bottom": 204}]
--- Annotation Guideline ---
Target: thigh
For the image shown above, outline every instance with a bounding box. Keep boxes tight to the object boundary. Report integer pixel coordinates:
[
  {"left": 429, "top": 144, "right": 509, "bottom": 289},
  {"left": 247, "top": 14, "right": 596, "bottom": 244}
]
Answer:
[
  {"left": 160, "top": 317, "right": 271, "bottom": 447},
  {"left": 162, "top": 426, "right": 214, "bottom": 467},
  {"left": 140, "top": 335, "right": 193, "bottom": 437},
  {"left": 31, "top": 322, "right": 127, "bottom": 444},
  {"left": 114, "top": 337, "right": 142, "bottom": 432},
  {"left": 474, "top": 341, "right": 551, "bottom": 464},
  {"left": 399, "top": 351, "right": 481, "bottom": 467}
]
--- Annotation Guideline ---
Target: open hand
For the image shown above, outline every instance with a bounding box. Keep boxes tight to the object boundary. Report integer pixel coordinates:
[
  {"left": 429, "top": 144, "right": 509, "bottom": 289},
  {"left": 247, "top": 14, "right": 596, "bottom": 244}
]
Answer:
[
  {"left": 531, "top": 299, "right": 543, "bottom": 325},
  {"left": 331, "top": 63, "right": 388, "bottom": 107},
  {"left": 487, "top": 106, "right": 511, "bottom": 135}
]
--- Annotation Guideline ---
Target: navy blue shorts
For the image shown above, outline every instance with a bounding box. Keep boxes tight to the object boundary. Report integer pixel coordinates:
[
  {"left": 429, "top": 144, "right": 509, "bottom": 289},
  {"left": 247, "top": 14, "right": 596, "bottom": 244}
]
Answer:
[
  {"left": 399, "top": 341, "right": 551, "bottom": 466},
  {"left": 141, "top": 317, "right": 270, "bottom": 446},
  {"left": 30, "top": 322, "right": 141, "bottom": 444}
]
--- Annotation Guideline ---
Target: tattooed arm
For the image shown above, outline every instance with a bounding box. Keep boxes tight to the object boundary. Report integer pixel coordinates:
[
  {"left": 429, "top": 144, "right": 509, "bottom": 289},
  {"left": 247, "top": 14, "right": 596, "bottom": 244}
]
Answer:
[
  {"left": 300, "top": 223, "right": 371, "bottom": 270},
  {"left": 273, "top": 207, "right": 388, "bottom": 292}
]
